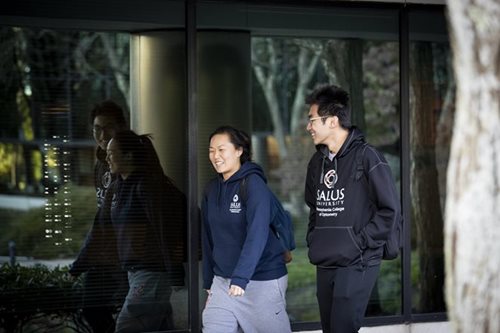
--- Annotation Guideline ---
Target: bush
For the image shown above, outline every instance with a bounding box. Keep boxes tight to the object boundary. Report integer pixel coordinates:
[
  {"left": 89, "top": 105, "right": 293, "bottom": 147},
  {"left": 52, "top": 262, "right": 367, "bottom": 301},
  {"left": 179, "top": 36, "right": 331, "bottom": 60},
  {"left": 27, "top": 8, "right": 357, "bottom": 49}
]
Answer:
[{"left": 0, "top": 263, "right": 90, "bottom": 333}]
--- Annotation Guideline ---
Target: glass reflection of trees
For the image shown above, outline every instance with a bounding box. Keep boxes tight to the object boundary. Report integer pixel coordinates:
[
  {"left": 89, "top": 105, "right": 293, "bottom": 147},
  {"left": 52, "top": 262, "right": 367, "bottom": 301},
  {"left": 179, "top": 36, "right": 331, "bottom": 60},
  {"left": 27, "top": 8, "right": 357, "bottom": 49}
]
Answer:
[
  {"left": 410, "top": 41, "right": 453, "bottom": 314},
  {"left": 0, "top": 26, "right": 131, "bottom": 332},
  {"left": 0, "top": 26, "right": 129, "bottom": 258},
  {"left": 251, "top": 37, "right": 401, "bottom": 321},
  {"left": 0, "top": 27, "right": 129, "bottom": 195}
]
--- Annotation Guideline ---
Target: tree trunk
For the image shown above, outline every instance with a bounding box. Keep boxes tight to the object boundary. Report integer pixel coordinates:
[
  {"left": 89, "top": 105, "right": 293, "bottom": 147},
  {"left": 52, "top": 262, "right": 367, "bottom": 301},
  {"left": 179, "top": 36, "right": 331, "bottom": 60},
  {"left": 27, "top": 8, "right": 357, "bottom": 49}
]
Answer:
[
  {"left": 445, "top": 0, "right": 500, "bottom": 332},
  {"left": 410, "top": 42, "right": 445, "bottom": 312},
  {"left": 324, "top": 39, "right": 366, "bottom": 130},
  {"left": 435, "top": 47, "right": 455, "bottom": 211}
]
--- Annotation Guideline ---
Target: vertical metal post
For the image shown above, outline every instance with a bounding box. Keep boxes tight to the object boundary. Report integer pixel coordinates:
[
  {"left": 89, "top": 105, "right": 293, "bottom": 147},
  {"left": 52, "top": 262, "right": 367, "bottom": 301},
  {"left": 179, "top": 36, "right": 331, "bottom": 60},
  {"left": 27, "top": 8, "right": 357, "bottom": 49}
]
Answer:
[
  {"left": 186, "top": 0, "right": 200, "bottom": 332},
  {"left": 399, "top": 4, "right": 412, "bottom": 324}
]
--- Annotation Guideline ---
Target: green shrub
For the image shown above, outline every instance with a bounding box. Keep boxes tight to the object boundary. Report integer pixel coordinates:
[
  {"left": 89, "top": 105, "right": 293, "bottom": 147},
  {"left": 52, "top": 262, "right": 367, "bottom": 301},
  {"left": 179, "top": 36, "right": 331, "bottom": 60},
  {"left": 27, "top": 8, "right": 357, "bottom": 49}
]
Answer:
[{"left": 0, "top": 263, "right": 89, "bottom": 333}]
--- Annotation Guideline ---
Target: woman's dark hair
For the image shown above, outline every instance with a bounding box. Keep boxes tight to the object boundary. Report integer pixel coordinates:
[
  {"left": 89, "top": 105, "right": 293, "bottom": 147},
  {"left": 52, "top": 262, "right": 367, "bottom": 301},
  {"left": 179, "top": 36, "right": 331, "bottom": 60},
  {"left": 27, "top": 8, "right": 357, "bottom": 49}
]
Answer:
[
  {"left": 209, "top": 126, "right": 252, "bottom": 164},
  {"left": 112, "top": 130, "right": 164, "bottom": 175},
  {"left": 305, "top": 84, "right": 352, "bottom": 129},
  {"left": 90, "top": 100, "right": 127, "bottom": 127}
]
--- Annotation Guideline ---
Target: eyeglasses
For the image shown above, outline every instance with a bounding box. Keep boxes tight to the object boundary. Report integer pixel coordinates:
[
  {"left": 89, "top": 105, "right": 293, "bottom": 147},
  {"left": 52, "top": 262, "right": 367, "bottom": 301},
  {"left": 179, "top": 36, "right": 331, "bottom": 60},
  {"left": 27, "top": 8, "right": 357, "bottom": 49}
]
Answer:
[
  {"left": 307, "top": 116, "right": 329, "bottom": 125},
  {"left": 92, "top": 125, "right": 115, "bottom": 135}
]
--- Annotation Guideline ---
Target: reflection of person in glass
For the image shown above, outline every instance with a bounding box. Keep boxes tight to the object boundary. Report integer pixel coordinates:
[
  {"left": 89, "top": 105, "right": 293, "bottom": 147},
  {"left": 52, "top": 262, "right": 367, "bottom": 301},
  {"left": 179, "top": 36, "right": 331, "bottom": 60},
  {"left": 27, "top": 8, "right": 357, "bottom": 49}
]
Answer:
[
  {"left": 202, "top": 126, "right": 291, "bottom": 333},
  {"left": 304, "top": 85, "right": 400, "bottom": 333},
  {"left": 106, "top": 130, "right": 186, "bottom": 333},
  {"left": 69, "top": 100, "right": 128, "bottom": 333}
]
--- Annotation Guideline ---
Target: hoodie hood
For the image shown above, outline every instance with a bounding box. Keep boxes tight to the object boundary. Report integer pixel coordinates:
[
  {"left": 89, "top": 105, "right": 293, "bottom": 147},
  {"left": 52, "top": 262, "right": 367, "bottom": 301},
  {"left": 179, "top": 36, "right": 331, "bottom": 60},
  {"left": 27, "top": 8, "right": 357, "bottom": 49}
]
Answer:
[
  {"left": 315, "top": 127, "right": 366, "bottom": 185},
  {"left": 209, "top": 161, "right": 267, "bottom": 209},
  {"left": 217, "top": 161, "right": 267, "bottom": 185},
  {"left": 316, "top": 126, "right": 366, "bottom": 159}
]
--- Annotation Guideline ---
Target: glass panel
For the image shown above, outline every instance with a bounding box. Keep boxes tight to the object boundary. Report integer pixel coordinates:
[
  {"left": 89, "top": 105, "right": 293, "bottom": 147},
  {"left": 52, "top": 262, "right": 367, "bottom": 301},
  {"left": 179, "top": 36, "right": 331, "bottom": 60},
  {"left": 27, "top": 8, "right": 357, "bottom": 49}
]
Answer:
[
  {"left": 130, "top": 28, "right": 190, "bottom": 330},
  {"left": 0, "top": 26, "right": 131, "bottom": 332},
  {"left": 197, "top": 1, "right": 400, "bottom": 326},
  {"left": 251, "top": 37, "right": 401, "bottom": 322},
  {"left": 409, "top": 9, "right": 452, "bottom": 314},
  {"left": 0, "top": 9, "right": 189, "bottom": 330}
]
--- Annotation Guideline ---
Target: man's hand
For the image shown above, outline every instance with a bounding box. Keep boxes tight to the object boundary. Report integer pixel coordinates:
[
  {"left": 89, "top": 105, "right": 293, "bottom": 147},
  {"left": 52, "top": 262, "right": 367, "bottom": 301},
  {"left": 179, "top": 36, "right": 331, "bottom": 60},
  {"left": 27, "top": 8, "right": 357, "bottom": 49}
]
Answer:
[{"left": 228, "top": 285, "right": 245, "bottom": 296}]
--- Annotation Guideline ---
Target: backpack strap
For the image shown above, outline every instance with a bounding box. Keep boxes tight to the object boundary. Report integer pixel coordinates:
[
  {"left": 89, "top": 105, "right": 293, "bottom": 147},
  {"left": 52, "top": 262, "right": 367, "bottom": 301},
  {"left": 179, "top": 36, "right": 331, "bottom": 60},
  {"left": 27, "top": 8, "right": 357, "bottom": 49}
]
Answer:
[
  {"left": 239, "top": 176, "right": 248, "bottom": 202},
  {"left": 354, "top": 143, "right": 369, "bottom": 182}
]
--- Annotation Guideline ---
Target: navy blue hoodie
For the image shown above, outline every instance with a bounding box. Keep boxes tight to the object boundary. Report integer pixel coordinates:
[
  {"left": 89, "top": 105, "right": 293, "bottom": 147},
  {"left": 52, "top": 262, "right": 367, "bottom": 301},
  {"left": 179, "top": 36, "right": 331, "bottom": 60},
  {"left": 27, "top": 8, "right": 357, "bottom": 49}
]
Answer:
[
  {"left": 109, "top": 170, "right": 187, "bottom": 285},
  {"left": 305, "top": 127, "right": 400, "bottom": 268},
  {"left": 202, "top": 162, "right": 287, "bottom": 290}
]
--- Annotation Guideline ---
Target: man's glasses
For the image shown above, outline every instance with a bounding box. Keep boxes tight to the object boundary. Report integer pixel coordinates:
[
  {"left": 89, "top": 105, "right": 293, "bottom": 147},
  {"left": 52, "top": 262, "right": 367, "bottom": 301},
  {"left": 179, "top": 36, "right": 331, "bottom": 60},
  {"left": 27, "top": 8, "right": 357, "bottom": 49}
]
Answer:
[
  {"left": 92, "top": 125, "right": 115, "bottom": 135},
  {"left": 307, "top": 116, "right": 329, "bottom": 125}
]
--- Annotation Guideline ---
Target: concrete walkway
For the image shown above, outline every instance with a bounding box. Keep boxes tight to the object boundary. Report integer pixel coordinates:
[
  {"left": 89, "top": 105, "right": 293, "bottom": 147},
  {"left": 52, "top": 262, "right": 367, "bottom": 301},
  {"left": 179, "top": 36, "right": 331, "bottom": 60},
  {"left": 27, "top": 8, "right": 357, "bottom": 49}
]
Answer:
[{"left": 299, "top": 322, "right": 451, "bottom": 333}]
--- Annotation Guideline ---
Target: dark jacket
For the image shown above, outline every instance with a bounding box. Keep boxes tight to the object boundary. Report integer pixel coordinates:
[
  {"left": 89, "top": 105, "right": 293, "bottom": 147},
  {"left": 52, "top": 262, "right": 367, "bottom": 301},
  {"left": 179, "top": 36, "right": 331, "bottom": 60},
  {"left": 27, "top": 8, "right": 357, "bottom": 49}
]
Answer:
[
  {"left": 305, "top": 127, "right": 400, "bottom": 268},
  {"left": 109, "top": 170, "right": 186, "bottom": 285},
  {"left": 69, "top": 148, "right": 119, "bottom": 275},
  {"left": 202, "top": 162, "right": 287, "bottom": 290}
]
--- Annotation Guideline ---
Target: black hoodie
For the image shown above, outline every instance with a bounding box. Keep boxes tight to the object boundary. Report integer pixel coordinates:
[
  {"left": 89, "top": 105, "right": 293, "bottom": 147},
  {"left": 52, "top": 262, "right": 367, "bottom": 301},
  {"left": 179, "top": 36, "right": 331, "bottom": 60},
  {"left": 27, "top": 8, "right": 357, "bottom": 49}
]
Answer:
[{"left": 305, "top": 127, "right": 400, "bottom": 268}]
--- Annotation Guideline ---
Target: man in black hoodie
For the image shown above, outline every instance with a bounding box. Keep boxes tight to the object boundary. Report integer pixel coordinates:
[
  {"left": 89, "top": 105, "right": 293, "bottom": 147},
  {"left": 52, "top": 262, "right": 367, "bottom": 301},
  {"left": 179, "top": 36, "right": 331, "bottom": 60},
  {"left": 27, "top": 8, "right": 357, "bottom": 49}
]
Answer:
[
  {"left": 304, "top": 85, "right": 400, "bottom": 333},
  {"left": 69, "top": 100, "right": 128, "bottom": 332}
]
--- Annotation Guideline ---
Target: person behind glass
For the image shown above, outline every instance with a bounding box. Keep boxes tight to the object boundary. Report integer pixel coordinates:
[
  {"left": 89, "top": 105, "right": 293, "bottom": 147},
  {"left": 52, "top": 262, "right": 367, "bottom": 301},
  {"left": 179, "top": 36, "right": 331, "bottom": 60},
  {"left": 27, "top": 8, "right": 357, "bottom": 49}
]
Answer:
[
  {"left": 105, "top": 129, "right": 186, "bottom": 333},
  {"left": 69, "top": 100, "right": 128, "bottom": 333},
  {"left": 202, "top": 126, "right": 292, "bottom": 333},
  {"left": 304, "top": 85, "right": 400, "bottom": 333}
]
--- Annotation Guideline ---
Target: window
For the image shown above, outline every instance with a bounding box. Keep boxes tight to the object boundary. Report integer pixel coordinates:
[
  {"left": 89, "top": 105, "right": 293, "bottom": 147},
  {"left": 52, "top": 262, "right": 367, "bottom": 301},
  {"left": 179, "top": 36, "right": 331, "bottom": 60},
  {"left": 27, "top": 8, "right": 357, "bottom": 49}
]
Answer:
[{"left": 409, "top": 9, "right": 452, "bottom": 315}]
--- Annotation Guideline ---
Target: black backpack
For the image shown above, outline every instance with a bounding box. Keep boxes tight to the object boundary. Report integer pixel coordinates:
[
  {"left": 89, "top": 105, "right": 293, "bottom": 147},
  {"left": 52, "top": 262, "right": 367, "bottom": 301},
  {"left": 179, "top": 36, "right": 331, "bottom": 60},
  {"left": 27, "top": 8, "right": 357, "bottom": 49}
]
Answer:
[
  {"left": 354, "top": 143, "right": 403, "bottom": 260},
  {"left": 239, "top": 177, "right": 296, "bottom": 259}
]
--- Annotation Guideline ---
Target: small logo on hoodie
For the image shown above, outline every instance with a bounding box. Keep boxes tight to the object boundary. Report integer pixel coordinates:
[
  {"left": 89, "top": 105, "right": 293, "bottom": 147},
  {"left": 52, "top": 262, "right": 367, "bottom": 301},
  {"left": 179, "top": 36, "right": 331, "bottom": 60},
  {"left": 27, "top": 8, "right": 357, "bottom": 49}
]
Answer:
[
  {"left": 102, "top": 171, "right": 112, "bottom": 189},
  {"left": 323, "top": 169, "right": 338, "bottom": 189},
  {"left": 230, "top": 194, "right": 242, "bottom": 213}
]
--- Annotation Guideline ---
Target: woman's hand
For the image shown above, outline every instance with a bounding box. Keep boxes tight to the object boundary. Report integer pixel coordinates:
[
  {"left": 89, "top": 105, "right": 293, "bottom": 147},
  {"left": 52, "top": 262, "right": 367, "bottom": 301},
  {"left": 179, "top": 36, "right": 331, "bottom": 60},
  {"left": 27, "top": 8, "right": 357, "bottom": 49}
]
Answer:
[
  {"left": 228, "top": 284, "right": 245, "bottom": 296},
  {"left": 205, "top": 289, "right": 212, "bottom": 307}
]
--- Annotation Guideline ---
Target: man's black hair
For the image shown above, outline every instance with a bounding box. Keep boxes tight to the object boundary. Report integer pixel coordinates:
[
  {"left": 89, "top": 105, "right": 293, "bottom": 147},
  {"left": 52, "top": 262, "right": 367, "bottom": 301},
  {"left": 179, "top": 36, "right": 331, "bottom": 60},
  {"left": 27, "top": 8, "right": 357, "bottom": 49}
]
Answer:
[
  {"left": 305, "top": 85, "right": 352, "bottom": 129},
  {"left": 90, "top": 100, "right": 127, "bottom": 127}
]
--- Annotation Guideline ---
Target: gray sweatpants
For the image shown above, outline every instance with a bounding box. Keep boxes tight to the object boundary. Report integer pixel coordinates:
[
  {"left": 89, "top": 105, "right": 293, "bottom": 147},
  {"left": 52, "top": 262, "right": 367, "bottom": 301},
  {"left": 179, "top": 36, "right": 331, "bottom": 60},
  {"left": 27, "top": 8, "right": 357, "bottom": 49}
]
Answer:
[
  {"left": 115, "top": 270, "right": 173, "bottom": 333},
  {"left": 203, "top": 275, "right": 292, "bottom": 333}
]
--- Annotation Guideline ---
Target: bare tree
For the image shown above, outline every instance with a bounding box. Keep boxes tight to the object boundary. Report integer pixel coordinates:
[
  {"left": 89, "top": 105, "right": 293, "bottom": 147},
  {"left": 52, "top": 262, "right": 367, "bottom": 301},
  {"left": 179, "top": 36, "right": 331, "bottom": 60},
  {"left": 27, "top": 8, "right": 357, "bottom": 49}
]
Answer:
[
  {"left": 252, "top": 38, "right": 288, "bottom": 157},
  {"left": 251, "top": 38, "right": 322, "bottom": 158},
  {"left": 74, "top": 32, "right": 130, "bottom": 107},
  {"left": 98, "top": 33, "right": 130, "bottom": 106},
  {"left": 322, "top": 39, "right": 366, "bottom": 131},
  {"left": 445, "top": 0, "right": 500, "bottom": 332},
  {"left": 289, "top": 39, "right": 322, "bottom": 133}
]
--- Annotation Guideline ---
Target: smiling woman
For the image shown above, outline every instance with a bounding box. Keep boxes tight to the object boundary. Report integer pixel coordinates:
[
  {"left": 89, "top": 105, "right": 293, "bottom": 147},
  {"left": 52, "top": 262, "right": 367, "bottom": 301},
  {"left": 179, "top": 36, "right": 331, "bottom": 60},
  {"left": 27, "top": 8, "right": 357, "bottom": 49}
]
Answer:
[
  {"left": 202, "top": 125, "right": 292, "bottom": 333},
  {"left": 208, "top": 131, "right": 244, "bottom": 180},
  {"left": 105, "top": 130, "right": 187, "bottom": 332}
]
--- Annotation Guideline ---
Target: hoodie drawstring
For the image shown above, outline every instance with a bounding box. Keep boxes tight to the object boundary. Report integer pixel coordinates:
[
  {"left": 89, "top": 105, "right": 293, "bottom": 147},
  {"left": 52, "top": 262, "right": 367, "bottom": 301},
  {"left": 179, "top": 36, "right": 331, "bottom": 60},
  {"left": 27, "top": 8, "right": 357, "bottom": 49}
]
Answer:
[{"left": 320, "top": 155, "right": 326, "bottom": 184}]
